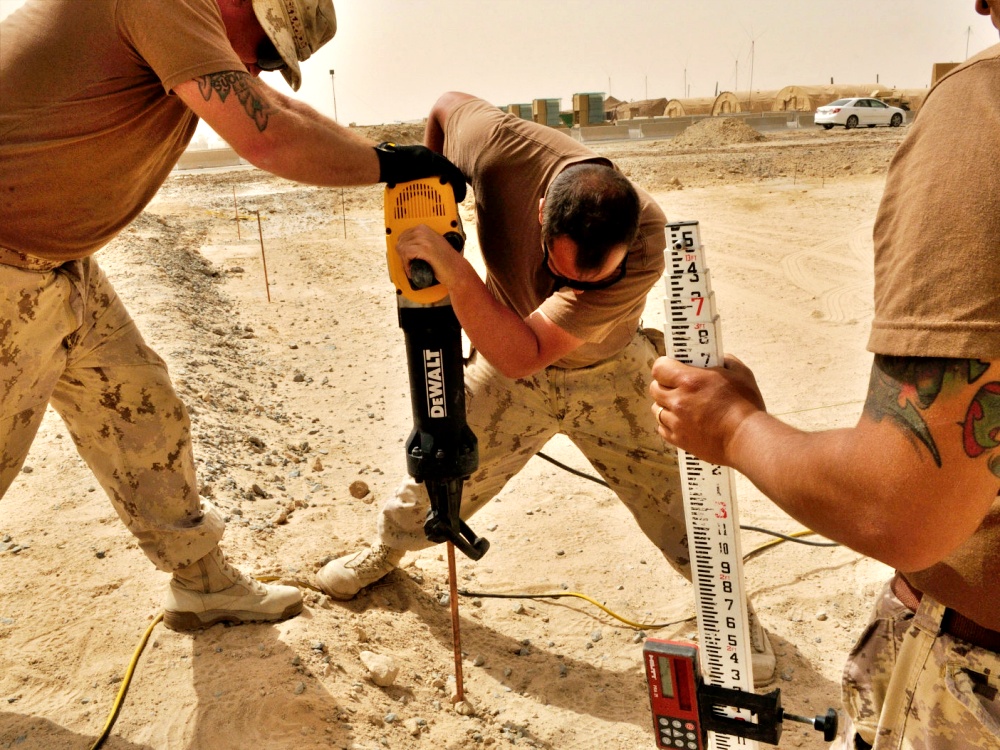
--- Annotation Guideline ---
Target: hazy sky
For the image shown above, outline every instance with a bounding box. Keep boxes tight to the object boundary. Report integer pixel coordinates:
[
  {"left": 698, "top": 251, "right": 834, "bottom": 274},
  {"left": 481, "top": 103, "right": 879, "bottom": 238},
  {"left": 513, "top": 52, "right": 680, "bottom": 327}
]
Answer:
[{"left": 3, "top": 0, "right": 998, "bottom": 129}]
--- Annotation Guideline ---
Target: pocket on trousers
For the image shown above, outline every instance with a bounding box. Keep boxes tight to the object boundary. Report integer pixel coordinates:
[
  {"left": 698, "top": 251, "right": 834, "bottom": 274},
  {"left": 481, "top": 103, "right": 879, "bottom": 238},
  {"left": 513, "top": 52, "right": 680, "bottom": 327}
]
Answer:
[
  {"left": 945, "top": 662, "right": 1000, "bottom": 736},
  {"left": 841, "top": 609, "right": 907, "bottom": 748},
  {"left": 642, "top": 327, "right": 666, "bottom": 357}
]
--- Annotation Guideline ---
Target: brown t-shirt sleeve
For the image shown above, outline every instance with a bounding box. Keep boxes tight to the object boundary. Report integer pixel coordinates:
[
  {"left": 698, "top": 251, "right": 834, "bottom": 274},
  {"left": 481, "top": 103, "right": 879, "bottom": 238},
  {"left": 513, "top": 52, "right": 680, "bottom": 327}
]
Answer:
[
  {"left": 443, "top": 99, "right": 506, "bottom": 194},
  {"left": 868, "top": 51, "right": 1000, "bottom": 360},
  {"left": 116, "top": 0, "right": 246, "bottom": 94}
]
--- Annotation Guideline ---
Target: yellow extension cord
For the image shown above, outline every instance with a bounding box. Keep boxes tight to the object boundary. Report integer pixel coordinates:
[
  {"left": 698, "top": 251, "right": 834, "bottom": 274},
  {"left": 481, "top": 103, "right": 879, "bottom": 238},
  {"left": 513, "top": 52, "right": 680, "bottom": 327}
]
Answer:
[
  {"left": 89, "top": 613, "right": 163, "bottom": 750},
  {"left": 90, "top": 530, "right": 828, "bottom": 748}
]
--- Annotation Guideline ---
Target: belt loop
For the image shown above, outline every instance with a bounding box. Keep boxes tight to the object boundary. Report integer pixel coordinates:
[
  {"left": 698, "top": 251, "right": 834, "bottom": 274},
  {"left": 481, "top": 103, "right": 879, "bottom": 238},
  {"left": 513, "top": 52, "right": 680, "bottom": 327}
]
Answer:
[{"left": 912, "top": 591, "right": 948, "bottom": 637}]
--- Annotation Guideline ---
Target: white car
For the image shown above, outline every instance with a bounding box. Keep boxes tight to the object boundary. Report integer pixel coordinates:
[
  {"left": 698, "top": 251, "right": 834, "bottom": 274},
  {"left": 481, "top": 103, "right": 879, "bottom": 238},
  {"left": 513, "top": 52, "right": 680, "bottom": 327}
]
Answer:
[{"left": 814, "top": 98, "right": 906, "bottom": 130}]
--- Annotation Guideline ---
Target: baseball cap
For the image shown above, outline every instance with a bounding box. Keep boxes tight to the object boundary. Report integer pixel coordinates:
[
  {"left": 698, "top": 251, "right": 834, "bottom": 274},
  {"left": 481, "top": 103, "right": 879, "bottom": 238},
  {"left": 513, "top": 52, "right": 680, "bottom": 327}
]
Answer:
[{"left": 251, "top": 0, "right": 337, "bottom": 91}]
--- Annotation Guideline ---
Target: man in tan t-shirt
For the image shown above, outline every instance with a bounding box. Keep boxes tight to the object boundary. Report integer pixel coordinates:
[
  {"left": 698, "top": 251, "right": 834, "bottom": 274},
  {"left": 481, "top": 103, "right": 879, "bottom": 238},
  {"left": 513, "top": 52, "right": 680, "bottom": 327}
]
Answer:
[
  {"left": 0, "top": 0, "right": 464, "bottom": 631},
  {"left": 649, "top": 3, "right": 1000, "bottom": 747},
  {"left": 317, "top": 92, "right": 777, "bottom": 686}
]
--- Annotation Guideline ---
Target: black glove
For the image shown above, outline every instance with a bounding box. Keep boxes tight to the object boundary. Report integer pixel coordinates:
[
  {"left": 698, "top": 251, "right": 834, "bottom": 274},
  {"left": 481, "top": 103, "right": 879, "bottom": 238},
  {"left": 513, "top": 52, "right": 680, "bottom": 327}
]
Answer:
[{"left": 374, "top": 142, "right": 467, "bottom": 202}]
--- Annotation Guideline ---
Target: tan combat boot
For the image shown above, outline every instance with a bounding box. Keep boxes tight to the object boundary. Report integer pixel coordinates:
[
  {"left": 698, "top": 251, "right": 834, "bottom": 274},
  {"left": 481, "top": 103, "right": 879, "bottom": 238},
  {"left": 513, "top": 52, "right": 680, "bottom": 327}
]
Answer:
[
  {"left": 163, "top": 548, "right": 302, "bottom": 631},
  {"left": 748, "top": 605, "right": 777, "bottom": 687},
  {"left": 315, "top": 544, "right": 404, "bottom": 600}
]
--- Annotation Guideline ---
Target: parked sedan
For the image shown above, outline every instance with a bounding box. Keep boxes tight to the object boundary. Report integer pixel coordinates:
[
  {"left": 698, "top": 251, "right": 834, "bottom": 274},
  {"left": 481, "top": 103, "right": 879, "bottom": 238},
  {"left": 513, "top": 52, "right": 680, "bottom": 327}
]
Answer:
[{"left": 814, "top": 98, "right": 906, "bottom": 130}]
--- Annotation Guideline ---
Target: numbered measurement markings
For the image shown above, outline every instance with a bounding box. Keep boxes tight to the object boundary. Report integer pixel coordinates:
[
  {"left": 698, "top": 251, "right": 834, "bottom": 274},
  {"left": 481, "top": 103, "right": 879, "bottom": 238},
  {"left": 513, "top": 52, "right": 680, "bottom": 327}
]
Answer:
[{"left": 664, "top": 221, "right": 757, "bottom": 750}]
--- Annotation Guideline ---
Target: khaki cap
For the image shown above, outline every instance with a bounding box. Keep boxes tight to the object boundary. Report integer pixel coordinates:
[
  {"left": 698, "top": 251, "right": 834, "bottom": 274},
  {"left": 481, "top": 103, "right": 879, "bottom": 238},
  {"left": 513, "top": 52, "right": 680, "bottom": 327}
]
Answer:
[{"left": 251, "top": 0, "right": 337, "bottom": 91}]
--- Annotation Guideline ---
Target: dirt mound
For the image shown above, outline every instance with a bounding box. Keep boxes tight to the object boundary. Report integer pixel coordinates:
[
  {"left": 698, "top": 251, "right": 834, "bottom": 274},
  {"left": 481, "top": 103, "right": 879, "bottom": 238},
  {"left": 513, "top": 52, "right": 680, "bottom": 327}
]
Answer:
[
  {"left": 350, "top": 121, "right": 427, "bottom": 145},
  {"left": 670, "top": 117, "right": 765, "bottom": 149}
]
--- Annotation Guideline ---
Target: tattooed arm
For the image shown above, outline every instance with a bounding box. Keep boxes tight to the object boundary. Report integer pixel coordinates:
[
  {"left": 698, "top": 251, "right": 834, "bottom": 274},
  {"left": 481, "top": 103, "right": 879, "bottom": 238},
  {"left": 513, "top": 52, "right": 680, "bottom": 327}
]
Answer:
[
  {"left": 172, "top": 71, "right": 379, "bottom": 186},
  {"left": 649, "top": 354, "right": 1000, "bottom": 572}
]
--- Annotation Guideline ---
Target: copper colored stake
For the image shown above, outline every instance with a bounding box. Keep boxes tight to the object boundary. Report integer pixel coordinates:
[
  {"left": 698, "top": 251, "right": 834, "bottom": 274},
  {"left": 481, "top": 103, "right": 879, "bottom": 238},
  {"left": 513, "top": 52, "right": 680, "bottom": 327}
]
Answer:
[
  {"left": 233, "top": 186, "right": 241, "bottom": 240},
  {"left": 256, "top": 210, "right": 271, "bottom": 303},
  {"left": 447, "top": 541, "right": 465, "bottom": 703},
  {"left": 340, "top": 188, "right": 347, "bottom": 238}
]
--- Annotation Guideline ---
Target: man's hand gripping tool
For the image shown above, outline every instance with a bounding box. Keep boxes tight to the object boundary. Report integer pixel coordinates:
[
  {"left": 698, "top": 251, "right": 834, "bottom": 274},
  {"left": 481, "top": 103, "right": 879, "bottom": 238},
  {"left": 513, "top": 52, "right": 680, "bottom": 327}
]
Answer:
[{"left": 384, "top": 178, "right": 489, "bottom": 561}]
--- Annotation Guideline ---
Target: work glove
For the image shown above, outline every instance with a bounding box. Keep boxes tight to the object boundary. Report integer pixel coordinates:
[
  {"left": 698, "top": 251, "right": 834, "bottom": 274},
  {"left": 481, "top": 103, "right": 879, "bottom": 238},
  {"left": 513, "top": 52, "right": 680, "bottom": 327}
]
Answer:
[{"left": 374, "top": 142, "right": 467, "bottom": 202}]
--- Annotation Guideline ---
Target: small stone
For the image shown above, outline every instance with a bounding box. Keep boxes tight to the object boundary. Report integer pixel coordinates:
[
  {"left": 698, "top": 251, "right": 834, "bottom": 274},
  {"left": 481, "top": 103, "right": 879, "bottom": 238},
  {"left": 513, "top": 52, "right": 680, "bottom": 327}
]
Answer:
[
  {"left": 816, "top": 611, "right": 828, "bottom": 621},
  {"left": 403, "top": 717, "right": 422, "bottom": 736},
  {"left": 360, "top": 650, "right": 399, "bottom": 687},
  {"left": 454, "top": 700, "right": 475, "bottom": 716},
  {"left": 349, "top": 480, "right": 370, "bottom": 499},
  {"left": 384, "top": 712, "right": 396, "bottom": 724},
  {"left": 590, "top": 630, "right": 603, "bottom": 643},
  {"left": 294, "top": 682, "right": 306, "bottom": 695},
  {"left": 512, "top": 602, "right": 525, "bottom": 614}
]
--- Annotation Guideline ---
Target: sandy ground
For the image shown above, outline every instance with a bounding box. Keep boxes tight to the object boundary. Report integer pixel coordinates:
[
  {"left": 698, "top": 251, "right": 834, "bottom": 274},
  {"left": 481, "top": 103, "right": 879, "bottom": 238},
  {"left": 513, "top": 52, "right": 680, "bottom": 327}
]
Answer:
[{"left": 0, "top": 122, "right": 908, "bottom": 750}]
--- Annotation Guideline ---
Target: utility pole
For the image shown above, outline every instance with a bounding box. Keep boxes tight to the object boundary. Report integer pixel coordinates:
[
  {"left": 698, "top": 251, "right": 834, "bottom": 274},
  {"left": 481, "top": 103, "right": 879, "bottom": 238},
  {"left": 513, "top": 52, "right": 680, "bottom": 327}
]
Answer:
[{"left": 328, "top": 69, "right": 338, "bottom": 121}]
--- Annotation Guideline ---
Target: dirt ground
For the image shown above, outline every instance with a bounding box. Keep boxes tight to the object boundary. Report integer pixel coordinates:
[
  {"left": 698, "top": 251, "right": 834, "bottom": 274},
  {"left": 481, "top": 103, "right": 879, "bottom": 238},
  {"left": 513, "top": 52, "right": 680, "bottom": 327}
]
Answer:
[{"left": 0, "top": 121, "right": 908, "bottom": 750}]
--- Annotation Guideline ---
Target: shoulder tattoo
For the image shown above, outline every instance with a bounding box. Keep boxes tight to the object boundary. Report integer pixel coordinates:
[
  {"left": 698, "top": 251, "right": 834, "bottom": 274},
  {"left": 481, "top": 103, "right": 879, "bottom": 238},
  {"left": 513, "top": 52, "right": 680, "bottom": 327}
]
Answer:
[
  {"left": 865, "top": 356, "right": 1000, "bottom": 476},
  {"left": 195, "top": 71, "right": 272, "bottom": 132}
]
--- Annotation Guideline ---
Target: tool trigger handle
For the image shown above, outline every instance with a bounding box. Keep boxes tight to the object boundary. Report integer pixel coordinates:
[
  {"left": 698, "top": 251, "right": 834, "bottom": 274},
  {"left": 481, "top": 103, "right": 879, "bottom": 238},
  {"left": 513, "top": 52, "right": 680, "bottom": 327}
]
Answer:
[{"left": 408, "top": 259, "right": 437, "bottom": 290}]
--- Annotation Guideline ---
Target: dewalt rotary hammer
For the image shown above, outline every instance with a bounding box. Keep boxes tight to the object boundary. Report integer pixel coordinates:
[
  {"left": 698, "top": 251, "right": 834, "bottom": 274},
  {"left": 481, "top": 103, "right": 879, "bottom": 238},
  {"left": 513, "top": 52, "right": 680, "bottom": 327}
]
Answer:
[{"left": 384, "top": 178, "right": 489, "bottom": 561}]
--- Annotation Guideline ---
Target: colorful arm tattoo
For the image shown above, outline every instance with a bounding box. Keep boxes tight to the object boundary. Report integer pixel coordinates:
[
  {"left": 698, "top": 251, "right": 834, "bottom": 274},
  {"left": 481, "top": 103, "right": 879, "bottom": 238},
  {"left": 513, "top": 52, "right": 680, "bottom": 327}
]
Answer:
[
  {"left": 865, "top": 356, "right": 1000, "bottom": 477},
  {"left": 963, "top": 380, "right": 1000, "bottom": 477},
  {"left": 195, "top": 71, "right": 272, "bottom": 132}
]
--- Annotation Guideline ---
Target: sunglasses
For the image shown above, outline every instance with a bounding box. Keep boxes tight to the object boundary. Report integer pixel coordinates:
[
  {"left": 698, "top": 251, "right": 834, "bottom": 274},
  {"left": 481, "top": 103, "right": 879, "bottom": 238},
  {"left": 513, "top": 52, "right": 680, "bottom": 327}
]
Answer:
[
  {"left": 256, "top": 37, "right": 287, "bottom": 72},
  {"left": 542, "top": 242, "right": 628, "bottom": 291}
]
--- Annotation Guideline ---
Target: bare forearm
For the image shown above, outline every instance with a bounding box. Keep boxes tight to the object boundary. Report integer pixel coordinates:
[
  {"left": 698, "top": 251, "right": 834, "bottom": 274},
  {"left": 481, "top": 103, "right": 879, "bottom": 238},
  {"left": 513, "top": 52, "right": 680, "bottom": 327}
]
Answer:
[
  {"left": 177, "top": 74, "right": 379, "bottom": 186},
  {"left": 727, "top": 415, "right": 889, "bottom": 557},
  {"left": 653, "top": 355, "right": 1000, "bottom": 573},
  {"left": 446, "top": 268, "right": 543, "bottom": 377},
  {"left": 240, "top": 94, "right": 380, "bottom": 185},
  {"left": 725, "top": 412, "right": 976, "bottom": 571}
]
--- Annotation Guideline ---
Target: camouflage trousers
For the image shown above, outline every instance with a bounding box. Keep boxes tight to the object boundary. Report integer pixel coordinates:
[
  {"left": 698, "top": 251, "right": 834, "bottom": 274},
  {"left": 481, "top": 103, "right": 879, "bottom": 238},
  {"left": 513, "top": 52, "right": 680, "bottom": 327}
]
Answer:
[
  {"left": 0, "top": 256, "right": 223, "bottom": 571},
  {"left": 378, "top": 329, "right": 690, "bottom": 578},
  {"left": 838, "top": 580, "right": 1000, "bottom": 749}
]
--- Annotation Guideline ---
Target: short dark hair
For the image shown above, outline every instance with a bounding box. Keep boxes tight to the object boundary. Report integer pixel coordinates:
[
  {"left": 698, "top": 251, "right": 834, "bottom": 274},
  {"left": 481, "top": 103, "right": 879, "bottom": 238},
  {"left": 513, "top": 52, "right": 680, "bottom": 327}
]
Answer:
[{"left": 540, "top": 163, "right": 641, "bottom": 272}]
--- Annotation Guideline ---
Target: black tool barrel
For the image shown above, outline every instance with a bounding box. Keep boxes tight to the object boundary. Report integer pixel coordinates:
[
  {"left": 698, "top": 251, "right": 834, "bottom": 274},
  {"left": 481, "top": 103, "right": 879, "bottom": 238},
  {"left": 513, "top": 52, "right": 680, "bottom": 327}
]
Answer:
[{"left": 398, "top": 304, "right": 478, "bottom": 481}]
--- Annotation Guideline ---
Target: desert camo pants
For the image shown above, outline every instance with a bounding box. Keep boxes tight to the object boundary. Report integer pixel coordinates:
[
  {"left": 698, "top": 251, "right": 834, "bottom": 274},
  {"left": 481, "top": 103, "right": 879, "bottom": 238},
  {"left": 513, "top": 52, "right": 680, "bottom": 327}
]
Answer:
[
  {"left": 378, "top": 328, "right": 691, "bottom": 578},
  {"left": 0, "top": 255, "right": 223, "bottom": 571},
  {"left": 838, "top": 580, "right": 1000, "bottom": 749}
]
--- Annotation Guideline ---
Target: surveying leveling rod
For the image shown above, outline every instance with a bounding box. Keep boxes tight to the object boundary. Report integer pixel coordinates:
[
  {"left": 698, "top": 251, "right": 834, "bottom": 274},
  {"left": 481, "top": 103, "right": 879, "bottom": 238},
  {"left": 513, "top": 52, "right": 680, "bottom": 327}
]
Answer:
[{"left": 650, "top": 221, "right": 837, "bottom": 747}]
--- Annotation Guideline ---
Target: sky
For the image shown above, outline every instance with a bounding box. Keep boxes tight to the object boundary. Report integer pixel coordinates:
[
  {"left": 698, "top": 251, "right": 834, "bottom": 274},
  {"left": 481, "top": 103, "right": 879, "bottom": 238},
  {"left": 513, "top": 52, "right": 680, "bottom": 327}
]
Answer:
[{"left": 2, "top": 0, "right": 998, "bottom": 131}]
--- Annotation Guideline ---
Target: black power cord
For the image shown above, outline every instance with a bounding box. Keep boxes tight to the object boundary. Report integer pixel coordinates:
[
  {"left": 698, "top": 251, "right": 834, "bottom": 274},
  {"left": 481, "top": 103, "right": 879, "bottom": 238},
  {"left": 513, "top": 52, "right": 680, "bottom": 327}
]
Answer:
[{"left": 535, "top": 451, "right": 838, "bottom": 549}]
